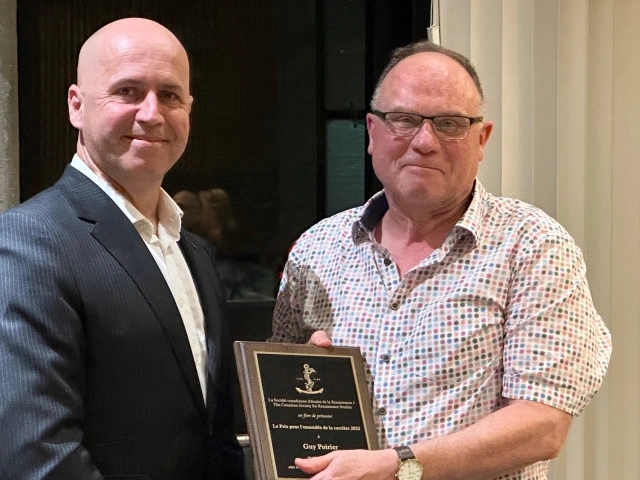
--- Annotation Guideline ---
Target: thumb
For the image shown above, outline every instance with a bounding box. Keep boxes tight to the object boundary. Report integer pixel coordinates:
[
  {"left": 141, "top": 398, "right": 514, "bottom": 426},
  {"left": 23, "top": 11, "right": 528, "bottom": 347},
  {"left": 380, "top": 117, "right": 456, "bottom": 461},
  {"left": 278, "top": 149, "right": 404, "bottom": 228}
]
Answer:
[
  {"left": 295, "top": 452, "right": 334, "bottom": 474},
  {"left": 309, "top": 330, "right": 332, "bottom": 347}
]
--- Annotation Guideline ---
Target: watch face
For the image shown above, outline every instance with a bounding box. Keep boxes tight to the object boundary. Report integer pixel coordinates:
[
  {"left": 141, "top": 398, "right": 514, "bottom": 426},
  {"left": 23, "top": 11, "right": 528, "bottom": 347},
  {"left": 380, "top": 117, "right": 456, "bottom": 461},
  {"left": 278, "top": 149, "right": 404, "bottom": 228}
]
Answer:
[{"left": 397, "top": 459, "right": 423, "bottom": 480}]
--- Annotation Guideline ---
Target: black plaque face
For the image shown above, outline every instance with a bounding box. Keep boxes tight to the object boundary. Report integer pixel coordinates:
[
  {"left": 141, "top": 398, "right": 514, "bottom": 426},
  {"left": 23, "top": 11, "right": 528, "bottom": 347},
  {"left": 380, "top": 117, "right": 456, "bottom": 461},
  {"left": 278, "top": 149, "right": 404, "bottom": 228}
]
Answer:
[
  {"left": 234, "top": 342, "right": 378, "bottom": 480},
  {"left": 256, "top": 352, "right": 368, "bottom": 478}
]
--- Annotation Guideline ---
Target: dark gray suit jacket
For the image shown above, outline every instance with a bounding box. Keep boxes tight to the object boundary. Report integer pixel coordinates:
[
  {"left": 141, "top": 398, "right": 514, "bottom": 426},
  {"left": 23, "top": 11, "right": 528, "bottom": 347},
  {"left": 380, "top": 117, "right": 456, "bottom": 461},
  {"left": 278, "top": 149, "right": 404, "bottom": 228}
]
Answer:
[{"left": 0, "top": 167, "right": 244, "bottom": 479}]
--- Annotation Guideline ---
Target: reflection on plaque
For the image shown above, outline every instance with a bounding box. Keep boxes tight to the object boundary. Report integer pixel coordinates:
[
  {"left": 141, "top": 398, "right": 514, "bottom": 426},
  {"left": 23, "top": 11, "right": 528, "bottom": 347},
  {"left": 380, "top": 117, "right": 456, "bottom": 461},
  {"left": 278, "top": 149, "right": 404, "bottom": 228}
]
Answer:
[{"left": 234, "top": 342, "right": 379, "bottom": 480}]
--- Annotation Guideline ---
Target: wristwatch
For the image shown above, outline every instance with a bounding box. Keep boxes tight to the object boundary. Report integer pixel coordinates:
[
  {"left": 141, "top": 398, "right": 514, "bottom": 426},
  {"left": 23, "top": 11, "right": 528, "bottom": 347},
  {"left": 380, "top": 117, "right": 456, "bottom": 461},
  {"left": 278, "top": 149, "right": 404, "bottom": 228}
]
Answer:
[{"left": 393, "top": 445, "right": 423, "bottom": 480}]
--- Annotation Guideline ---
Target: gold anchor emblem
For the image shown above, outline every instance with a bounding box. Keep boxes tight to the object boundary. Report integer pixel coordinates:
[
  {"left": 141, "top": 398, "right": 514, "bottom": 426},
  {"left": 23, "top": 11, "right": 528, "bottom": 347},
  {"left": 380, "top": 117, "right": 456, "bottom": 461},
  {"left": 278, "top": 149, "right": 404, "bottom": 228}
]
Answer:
[{"left": 295, "top": 364, "right": 324, "bottom": 395}]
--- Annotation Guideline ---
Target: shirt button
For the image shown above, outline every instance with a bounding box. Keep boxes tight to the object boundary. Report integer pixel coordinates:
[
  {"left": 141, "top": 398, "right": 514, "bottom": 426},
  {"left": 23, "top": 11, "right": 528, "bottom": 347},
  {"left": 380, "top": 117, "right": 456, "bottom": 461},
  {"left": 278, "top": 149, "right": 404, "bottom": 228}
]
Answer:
[
  {"left": 381, "top": 354, "right": 391, "bottom": 363},
  {"left": 390, "top": 302, "right": 399, "bottom": 310},
  {"left": 377, "top": 407, "right": 387, "bottom": 416},
  {"left": 383, "top": 258, "right": 392, "bottom": 266}
]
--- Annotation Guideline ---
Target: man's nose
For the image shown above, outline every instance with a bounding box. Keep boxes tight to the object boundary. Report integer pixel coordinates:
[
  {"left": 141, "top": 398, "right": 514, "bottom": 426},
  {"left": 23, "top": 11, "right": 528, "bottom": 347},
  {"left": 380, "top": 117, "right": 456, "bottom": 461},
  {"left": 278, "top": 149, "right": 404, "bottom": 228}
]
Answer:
[
  {"left": 137, "top": 92, "right": 163, "bottom": 124},
  {"left": 411, "top": 118, "right": 439, "bottom": 147}
]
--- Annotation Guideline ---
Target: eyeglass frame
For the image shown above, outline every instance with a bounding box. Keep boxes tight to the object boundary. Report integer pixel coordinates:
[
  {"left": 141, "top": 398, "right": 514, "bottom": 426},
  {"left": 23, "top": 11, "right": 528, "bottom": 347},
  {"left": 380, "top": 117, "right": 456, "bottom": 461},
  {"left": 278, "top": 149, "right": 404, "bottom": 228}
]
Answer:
[{"left": 371, "top": 110, "right": 484, "bottom": 140}]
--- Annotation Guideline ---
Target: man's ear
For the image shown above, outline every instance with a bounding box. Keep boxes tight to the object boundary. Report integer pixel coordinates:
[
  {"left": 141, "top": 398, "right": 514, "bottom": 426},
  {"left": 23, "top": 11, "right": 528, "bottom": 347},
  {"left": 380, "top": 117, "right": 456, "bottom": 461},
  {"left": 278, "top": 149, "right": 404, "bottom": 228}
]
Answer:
[
  {"left": 68, "top": 85, "right": 84, "bottom": 129},
  {"left": 477, "top": 120, "right": 494, "bottom": 163},
  {"left": 366, "top": 113, "right": 377, "bottom": 155}
]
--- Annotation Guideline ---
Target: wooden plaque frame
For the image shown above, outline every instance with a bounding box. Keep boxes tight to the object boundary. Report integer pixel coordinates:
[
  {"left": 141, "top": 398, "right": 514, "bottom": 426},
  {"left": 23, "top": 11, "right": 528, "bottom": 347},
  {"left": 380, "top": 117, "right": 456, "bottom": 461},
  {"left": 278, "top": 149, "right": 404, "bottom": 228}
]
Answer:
[{"left": 234, "top": 341, "right": 379, "bottom": 480}]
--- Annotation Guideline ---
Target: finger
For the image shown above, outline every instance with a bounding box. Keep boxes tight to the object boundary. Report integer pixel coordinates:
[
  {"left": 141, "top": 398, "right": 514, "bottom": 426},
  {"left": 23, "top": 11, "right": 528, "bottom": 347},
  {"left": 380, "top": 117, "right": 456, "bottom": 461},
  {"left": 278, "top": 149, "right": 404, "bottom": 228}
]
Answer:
[
  {"left": 309, "top": 330, "right": 332, "bottom": 347},
  {"left": 295, "top": 452, "right": 334, "bottom": 474}
]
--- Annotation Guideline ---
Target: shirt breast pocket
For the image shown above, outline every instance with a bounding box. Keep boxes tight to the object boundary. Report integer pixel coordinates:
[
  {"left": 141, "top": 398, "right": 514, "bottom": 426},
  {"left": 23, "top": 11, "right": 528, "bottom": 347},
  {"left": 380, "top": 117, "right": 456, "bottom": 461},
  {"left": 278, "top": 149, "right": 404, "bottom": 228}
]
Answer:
[{"left": 404, "top": 294, "right": 505, "bottom": 387}]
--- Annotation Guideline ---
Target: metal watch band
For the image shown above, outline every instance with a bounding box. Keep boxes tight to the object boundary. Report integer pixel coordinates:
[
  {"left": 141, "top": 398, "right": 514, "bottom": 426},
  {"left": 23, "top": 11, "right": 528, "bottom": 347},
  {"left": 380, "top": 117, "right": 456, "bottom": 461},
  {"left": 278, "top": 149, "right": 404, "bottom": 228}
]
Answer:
[{"left": 393, "top": 445, "right": 416, "bottom": 461}]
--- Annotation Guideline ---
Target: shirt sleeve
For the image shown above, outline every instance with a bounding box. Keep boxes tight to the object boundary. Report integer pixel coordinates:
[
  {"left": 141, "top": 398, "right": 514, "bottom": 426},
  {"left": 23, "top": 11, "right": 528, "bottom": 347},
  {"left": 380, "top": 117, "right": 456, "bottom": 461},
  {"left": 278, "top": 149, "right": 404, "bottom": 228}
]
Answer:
[
  {"left": 269, "top": 242, "right": 318, "bottom": 344},
  {"left": 501, "top": 234, "right": 612, "bottom": 416},
  {"left": 0, "top": 211, "right": 103, "bottom": 479}
]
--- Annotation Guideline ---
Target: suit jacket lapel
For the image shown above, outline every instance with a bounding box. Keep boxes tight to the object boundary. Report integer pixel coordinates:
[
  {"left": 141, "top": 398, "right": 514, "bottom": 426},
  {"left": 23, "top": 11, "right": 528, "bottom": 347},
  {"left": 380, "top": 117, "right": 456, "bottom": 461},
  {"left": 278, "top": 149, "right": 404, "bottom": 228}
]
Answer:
[
  {"left": 178, "top": 235, "right": 222, "bottom": 383},
  {"left": 57, "top": 167, "right": 207, "bottom": 415}
]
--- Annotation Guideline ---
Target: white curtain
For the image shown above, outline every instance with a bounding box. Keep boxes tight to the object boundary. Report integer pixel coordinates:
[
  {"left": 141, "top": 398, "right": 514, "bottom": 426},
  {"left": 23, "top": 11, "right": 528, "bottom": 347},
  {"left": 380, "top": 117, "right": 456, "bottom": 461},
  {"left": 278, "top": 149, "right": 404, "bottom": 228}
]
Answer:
[{"left": 440, "top": 1, "right": 639, "bottom": 479}]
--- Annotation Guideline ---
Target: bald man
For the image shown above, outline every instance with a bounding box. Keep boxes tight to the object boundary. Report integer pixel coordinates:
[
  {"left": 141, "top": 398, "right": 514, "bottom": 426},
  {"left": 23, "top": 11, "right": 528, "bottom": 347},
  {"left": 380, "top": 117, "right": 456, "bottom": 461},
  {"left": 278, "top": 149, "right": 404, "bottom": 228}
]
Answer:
[{"left": 0, "top": 18, "right": 244, "bottom": 479}]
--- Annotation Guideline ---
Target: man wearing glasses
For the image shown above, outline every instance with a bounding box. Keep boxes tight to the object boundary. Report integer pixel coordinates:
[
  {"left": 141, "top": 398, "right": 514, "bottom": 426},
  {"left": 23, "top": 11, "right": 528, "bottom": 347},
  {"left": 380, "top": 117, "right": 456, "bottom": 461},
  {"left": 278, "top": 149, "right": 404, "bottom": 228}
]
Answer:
[{"left": 270, "top": 41, "right": 611, "bottom": 480}]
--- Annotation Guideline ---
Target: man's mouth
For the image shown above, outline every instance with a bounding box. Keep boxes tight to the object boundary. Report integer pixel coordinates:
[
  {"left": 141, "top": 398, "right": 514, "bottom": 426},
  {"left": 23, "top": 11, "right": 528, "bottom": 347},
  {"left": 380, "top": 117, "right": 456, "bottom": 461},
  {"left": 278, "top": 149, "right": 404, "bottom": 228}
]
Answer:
[{"left": 127, "top": 136, "right": 166, "bottom": 143}]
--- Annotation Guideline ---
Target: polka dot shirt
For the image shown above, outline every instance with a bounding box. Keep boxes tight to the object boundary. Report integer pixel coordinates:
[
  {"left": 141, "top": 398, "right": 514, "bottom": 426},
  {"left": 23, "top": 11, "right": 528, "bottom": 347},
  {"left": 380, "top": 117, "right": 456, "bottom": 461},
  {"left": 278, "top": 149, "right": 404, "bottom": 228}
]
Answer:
[{"left": 270, "top": 181, "right": 612, "bottom": 479}]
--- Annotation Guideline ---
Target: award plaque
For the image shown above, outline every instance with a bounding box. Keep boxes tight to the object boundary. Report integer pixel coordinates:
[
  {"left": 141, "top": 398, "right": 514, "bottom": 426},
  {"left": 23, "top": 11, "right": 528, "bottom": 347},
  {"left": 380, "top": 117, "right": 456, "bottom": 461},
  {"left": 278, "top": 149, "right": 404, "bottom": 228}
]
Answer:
[{"left": 234, "top": 341, "right": 379, "bottom": 480}]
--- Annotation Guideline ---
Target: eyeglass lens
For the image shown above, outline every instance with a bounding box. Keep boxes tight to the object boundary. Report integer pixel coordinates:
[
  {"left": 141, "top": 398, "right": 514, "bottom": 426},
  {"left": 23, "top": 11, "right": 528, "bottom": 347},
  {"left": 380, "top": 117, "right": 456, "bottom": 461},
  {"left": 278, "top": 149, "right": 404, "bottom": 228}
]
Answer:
[{"left": 385, "top": 113, "right": 472, "bottom": 139}]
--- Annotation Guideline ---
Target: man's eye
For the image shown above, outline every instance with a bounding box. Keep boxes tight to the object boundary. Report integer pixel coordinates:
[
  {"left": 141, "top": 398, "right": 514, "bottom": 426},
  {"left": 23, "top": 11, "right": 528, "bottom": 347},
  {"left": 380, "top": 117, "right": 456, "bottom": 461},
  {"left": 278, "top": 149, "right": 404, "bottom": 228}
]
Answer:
[
  {"left": 160, "top": 92, "right": 183, "bottom": 104},
  {"left": 392, "top": 116, "right": 420, "bottom": 126},
  {"left": 116, "top": 87, "right": 135, "bottom": 96},
  {"left": 436, "top": 118, "right": 463, "bottom": 129}
]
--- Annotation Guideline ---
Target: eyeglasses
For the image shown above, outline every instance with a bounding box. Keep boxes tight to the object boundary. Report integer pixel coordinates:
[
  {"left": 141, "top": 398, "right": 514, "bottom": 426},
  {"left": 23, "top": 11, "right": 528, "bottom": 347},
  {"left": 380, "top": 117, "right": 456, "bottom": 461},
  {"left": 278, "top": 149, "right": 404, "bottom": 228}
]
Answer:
[{"left": 371, "top": 110, "right": 483, "bottom": 140}]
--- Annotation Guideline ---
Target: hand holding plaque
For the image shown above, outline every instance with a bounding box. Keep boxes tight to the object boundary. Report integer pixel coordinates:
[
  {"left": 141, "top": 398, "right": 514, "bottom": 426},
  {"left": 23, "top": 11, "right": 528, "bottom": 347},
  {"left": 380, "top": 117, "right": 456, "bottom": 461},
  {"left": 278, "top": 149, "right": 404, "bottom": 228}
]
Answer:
[{"left": 234, "top": 341, "right": 379, "bottom": 480}]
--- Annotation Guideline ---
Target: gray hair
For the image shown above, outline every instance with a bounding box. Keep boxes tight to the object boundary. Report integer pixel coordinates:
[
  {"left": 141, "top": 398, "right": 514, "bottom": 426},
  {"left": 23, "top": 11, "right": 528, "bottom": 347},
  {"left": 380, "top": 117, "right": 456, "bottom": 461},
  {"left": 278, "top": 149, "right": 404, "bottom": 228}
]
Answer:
[{"left": 370, "top": 40, "right": 484, "bottom": 109}]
